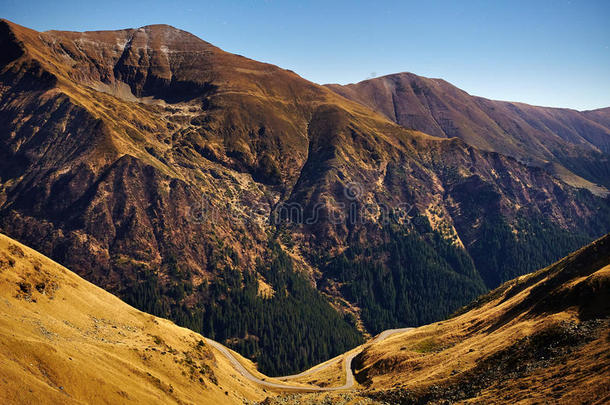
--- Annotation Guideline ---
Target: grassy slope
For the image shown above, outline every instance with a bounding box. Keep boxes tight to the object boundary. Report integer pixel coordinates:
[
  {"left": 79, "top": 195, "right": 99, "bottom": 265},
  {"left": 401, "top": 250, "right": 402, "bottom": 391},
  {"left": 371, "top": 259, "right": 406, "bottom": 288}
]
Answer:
[
  {"left": 0, "top": 233, "right": 269, "bottom": 405},
  {"left": 352, "top": 233, "right": 610, "bottom": 404},
  {"left": 260, "top": 235, "right": 610, "bottom": 404}
]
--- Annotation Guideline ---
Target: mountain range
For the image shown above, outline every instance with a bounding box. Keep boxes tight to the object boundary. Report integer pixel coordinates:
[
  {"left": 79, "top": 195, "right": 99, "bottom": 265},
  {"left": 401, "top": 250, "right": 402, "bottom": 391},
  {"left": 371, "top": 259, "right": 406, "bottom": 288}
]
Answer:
[
  {"left": 327, "top": 73, "right": 610, "bottom": 194},
  {"left": 0, "top": 19, "right": 609, "bottom": 375}
]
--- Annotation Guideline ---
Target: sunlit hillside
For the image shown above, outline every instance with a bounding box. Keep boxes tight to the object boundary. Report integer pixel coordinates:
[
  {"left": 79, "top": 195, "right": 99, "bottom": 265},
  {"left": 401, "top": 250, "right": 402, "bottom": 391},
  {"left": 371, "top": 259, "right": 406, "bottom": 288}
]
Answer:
[{"left": 0, "top": 233, "right": 268, "bottom": 404}]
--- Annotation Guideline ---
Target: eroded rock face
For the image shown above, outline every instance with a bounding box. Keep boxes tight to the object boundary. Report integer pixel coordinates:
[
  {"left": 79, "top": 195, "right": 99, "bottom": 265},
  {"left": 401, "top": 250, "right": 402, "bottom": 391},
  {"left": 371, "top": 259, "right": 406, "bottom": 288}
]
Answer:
[{"left": 0, "top": 19, "right": 608, "bottom": 358}]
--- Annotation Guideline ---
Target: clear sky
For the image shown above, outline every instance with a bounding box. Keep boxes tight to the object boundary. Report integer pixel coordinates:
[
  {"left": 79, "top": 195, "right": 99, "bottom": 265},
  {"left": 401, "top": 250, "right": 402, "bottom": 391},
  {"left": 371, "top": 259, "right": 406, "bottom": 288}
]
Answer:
[{"left": 1, "top": 0, "right": 609, "bottom": 110}]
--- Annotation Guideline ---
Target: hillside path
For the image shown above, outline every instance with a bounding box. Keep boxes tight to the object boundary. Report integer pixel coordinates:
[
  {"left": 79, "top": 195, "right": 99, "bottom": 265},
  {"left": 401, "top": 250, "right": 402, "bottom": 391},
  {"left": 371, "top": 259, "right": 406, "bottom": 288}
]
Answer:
[{"left": 205, "top": 327, "right": 413, "bottom": 391}]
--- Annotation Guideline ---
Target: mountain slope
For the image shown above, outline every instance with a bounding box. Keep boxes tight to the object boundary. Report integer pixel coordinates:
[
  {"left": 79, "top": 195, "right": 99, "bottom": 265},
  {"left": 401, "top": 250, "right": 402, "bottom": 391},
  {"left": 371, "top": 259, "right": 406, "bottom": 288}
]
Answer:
[
  {"left": 326, "top": 72, "right": 610, "bottom": 192},
  {"left": 0, "top": 19, "right": 370, "bottom": 374},
  {"left": 1, "top": 19, "right": 609, "bottom": 374},
  {"left": 0, "top": 232, "right": 271, "bottom": 404},
  {"left": 352, "top": 233, "right": 610, "bottom": 404}
]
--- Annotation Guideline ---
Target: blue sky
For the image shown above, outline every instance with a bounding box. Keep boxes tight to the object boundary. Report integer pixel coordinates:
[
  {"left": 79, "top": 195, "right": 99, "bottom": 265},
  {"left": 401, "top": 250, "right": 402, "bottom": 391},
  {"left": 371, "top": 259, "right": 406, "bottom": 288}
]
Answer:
[{"left": 2, "top": 0, "right": 609, "bottom": 110}]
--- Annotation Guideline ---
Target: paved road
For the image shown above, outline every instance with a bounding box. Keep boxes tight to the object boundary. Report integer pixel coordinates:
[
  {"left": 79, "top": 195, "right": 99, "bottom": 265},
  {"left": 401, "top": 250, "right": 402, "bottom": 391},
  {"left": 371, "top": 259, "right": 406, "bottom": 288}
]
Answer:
[{"left": 205, "top": 327, "right": 413, "bottom": 392}]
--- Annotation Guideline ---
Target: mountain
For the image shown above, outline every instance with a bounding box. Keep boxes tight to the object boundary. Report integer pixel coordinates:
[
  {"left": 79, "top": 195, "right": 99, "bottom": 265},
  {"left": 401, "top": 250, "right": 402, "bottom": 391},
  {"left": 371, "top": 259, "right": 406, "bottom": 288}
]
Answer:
[
  {"left": 1, "top": 19, "right": 609, "bottom": 375},
  {"left": 351, "top": 233, "right": 610, "bottom": 404},
  {"left": 326, "top": 72, "right": 610, "bottom": 194},
  {"left": 0, "top": 232, "right": 269, "bottom": 404}
]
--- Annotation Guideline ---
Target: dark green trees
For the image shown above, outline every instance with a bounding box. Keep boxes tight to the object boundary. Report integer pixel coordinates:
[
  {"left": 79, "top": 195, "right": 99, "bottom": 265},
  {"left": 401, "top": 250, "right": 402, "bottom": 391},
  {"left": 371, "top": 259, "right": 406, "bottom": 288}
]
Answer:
[
  {"left": 327, "top": 221, "right": 486, "bottom": 333},
  {"left": 123, "top": 239, "right": 363, "bottom": 376}
]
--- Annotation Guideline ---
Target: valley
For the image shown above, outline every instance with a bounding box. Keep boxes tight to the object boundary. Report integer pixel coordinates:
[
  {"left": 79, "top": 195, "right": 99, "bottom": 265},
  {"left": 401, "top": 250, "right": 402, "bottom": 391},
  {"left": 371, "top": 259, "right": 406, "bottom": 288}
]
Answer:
[
  {"left": 1, "top": 230, "right": 607, "bottom": 404},
  {"left": 0, "top": 230, "right": 413, "bottom": 402}
]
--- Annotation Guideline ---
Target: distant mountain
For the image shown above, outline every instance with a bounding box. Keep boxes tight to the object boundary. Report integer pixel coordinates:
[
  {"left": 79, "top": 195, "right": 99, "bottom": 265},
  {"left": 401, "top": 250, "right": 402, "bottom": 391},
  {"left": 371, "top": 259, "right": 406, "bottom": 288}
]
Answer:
[
  {"left": 326, "top": 72, "right": 610, "bottom": 193},
  {"left": 0, "top": 232, "right": 267, "bottom": 404},
  {"left": 1, "top": 19, "right": 609, "bottom": 374},
  {"left": 354, "top": 233, "right": 610, "bottom": 404}
]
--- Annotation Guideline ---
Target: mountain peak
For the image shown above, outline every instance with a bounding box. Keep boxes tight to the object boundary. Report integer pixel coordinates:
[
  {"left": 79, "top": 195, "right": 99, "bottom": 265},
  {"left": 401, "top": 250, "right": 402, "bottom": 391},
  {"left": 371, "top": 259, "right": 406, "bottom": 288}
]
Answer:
[
  {"left": 125, "top": 23, "right": 212, "bottom": 46},
  {"left": 138, "top": 23, "right": 180, "bottom": 30}
]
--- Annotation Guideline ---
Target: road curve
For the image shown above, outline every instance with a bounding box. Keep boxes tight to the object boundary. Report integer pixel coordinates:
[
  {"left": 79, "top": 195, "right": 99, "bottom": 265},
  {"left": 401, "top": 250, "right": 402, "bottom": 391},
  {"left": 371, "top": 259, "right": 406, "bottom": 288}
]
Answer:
[{"left": 205, "top": 327, "right": 413, "bottom": 392}]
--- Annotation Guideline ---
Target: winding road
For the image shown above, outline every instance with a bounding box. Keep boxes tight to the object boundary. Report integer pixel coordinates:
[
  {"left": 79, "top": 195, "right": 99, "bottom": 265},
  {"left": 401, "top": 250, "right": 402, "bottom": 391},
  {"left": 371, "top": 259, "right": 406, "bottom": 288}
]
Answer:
[{"left": 205, "top": 327, "right": 413, "bottom": 392}]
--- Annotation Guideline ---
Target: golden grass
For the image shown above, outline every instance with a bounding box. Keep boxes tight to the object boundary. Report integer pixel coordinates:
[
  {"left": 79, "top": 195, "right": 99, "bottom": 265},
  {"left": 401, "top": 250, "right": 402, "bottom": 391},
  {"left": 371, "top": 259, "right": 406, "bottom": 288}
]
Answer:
[
  {"left": 0, "top": 233, "right": 269, "bottom": 404},
  {"left": 280, "top": 355, "right": 348, "bottom": 388}
]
